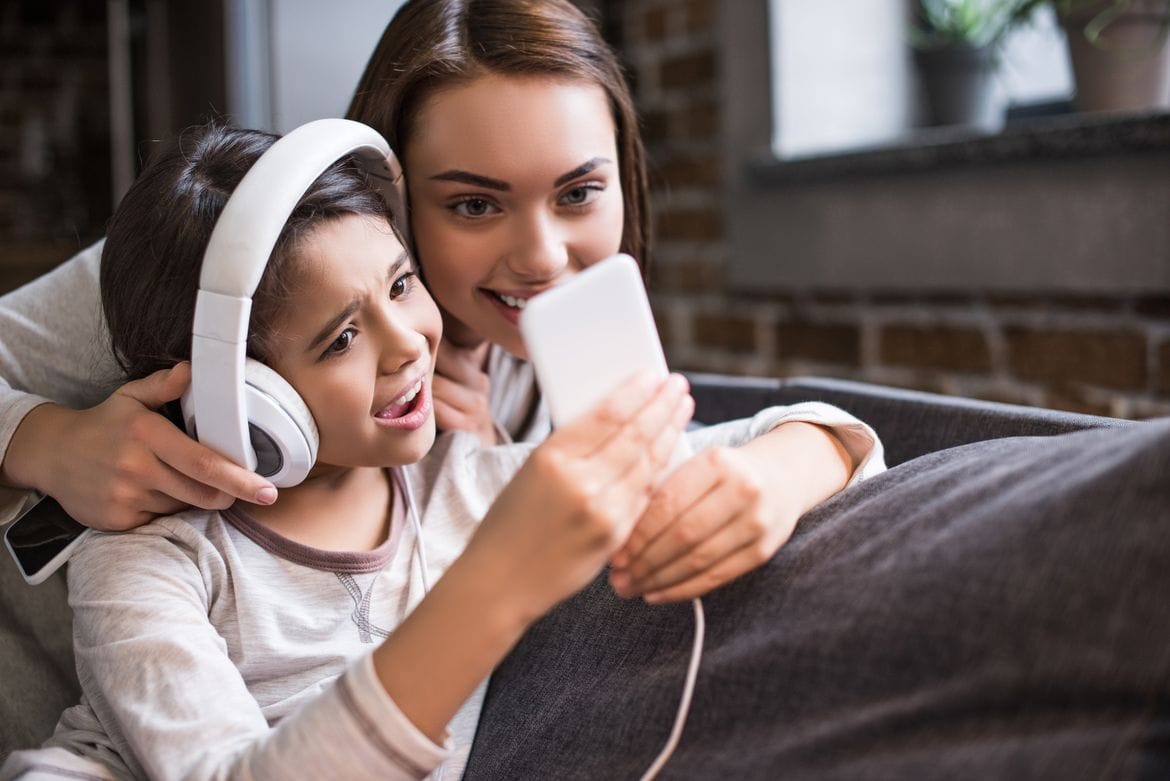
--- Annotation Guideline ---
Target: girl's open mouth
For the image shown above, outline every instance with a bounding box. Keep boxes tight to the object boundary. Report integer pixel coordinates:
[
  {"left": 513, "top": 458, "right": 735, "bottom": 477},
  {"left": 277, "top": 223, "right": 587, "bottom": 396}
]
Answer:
[{"left": 374, "top": 380, "right": 431, "bottom": 430}]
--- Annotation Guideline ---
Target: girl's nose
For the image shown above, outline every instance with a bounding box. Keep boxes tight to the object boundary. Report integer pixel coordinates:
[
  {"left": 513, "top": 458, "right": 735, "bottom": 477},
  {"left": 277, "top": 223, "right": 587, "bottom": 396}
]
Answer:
[
  {"left": 505, "top": 211, "right": 571, "bottom": 281},
  {"left": 376, "top": 313, "right": 427, "bottom": 376}
]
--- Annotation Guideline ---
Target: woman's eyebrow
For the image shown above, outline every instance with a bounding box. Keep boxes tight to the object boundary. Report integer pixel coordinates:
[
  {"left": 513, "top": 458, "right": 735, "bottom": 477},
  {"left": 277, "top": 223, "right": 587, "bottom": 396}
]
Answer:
[
  {"left": 430, "top": 170, "right": 510, "bottom": 191},
  {"left": 429, "top": 158, "right": 613, "bottom": 191},
  {"left": 554, "top": 157, "right": 611, "bottom": 187}
]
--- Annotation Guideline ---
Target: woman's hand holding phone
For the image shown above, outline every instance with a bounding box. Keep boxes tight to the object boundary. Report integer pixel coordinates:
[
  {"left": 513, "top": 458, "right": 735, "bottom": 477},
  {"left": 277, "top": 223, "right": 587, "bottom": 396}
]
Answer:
[{"left": 611, "top": 421, "right": 853, "bottom": 603}]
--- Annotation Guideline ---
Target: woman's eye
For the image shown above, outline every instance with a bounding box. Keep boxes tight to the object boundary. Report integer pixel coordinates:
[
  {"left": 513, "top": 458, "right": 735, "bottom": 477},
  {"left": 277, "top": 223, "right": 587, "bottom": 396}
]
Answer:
[
  {"left": 390, "top": 271, "right": 416, "bottom": 299},
  {"left": 452, "top": 197, "right": 499, "bottom": 218},
  {"left": 560, "top": 184, "right": 602, "bottom": 207},
  {"left": 325, "top": 328, "right": 355, "bottom": 357}
]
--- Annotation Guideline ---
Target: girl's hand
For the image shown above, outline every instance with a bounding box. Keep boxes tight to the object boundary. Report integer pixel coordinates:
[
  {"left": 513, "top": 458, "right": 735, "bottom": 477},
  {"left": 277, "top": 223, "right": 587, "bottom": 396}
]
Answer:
[
  {"left": 609, "top": 421, "right": 852, "bottom": 603},
  {"left": 462, "top": 372, "right": 694, "bottom": 624},
  {"left": 2, "top": 363, "right": 277, "bottom": 531},
  {"left": 432, "top": 338, "right": 497, "bottom": 445}
]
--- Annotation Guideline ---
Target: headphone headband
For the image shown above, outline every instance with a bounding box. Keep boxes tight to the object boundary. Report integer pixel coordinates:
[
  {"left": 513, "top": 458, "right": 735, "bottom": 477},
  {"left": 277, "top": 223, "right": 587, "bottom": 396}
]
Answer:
[
  {"left": 188, "top": 118, "right": 405, "bottom": 482},
  {"left": 199, "top": 118, "right": 405, "bottom": 298}
]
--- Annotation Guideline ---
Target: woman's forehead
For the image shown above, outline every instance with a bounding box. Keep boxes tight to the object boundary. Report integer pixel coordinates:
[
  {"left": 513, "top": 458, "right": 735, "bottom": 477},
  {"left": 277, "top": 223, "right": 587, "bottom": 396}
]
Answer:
[{"left": 408, "top": 73, "right": 617, "bottom": 179}]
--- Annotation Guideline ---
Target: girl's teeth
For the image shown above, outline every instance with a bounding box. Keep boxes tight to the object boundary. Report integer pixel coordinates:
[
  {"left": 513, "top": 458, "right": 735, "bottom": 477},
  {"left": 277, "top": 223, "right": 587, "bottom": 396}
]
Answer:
[
  {"left": 498, "top": 294, "right": 527, "bottom": 310},
  {"left": 393, "top": 381, "right": 422, "bottom": 406}
]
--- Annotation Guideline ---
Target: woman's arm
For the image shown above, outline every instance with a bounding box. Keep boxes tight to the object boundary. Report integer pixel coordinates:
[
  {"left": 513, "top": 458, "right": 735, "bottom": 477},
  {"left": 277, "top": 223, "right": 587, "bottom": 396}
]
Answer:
[
  {"left": 610, "top": 402, "right": 886, "bottom": 603},
  {"left": 0, "top": 242, "right": 116, "bottom": 522},
  {"left": 3, "top": 364, "right": 278, "bottom": 530},
  {"left": 0, "top": 243, "right": 276, "bottom": 529}
]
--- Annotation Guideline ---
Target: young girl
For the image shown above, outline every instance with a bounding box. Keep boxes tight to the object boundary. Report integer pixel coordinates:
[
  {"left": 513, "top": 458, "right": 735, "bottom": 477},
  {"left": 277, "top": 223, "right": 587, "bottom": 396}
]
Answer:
[
  {"left": 0, "top": 123, "right": 880, "bottom": 780},
  {"left": 0, "top": 0, "right": 870, "bottom": 605}
]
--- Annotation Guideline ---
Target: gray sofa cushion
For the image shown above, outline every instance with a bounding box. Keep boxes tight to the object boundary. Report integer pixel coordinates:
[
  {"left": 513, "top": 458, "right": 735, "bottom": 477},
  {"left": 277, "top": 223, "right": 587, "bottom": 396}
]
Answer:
[
  {"left": 465, "top": 419, "right": 1170, "bottom": 779},
  {"left": 688, "top": 373, "right": 1132, "bottom": 466},
  {"left": 0, "top": 560, "right": 75, "bottom": 758}
]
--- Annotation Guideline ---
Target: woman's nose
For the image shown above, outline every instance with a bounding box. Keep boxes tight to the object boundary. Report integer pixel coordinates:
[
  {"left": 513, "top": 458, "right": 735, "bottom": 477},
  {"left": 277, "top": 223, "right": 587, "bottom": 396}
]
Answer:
[{"left": 505, "top": 211, "right": 571, "bottom": 281}]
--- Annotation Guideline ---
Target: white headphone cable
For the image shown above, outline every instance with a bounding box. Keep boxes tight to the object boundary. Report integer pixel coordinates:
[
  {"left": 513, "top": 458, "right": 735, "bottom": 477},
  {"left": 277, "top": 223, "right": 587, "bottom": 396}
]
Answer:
[
  {"left": 639, "top": 595, "right": 705, "bottom": 781},
  {"left": 398, "top": 464, "right": 432, "bottom": 594},
  {"left": 398, "top": 464, "right": 447, "bottom": 781}
]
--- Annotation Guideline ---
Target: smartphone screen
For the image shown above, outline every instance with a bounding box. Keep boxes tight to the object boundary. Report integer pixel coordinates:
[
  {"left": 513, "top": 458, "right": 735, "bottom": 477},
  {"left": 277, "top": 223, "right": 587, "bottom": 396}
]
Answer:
[{"left": 4, "top": 496, "right": 89, "bottom": 584}]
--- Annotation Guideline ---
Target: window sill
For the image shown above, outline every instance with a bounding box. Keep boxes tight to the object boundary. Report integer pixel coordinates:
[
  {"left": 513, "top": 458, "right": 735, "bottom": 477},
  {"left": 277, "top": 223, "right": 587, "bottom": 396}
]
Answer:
[{"left": 751, "top": 111, "right": 1170, "bottom": 184}]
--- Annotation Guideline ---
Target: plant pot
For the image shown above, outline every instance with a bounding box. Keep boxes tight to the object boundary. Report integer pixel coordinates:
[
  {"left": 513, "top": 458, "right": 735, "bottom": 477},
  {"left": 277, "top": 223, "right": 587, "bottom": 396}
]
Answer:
[
  {"left": 1060, "top": 0, "right": 1170, "bottom": 112},
  {"left": 914, "top": 43, "right": 1006, "bottom": 132}
]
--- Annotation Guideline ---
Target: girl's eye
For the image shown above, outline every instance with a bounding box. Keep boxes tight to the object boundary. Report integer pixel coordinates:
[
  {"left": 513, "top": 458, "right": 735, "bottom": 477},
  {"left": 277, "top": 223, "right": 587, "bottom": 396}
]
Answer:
[
  {"left": 324, "top": 328, "right": 355, "bottom": 358},
  {"left": 559, "top": 183, "right": 603, "bottom": 208},
  {"left": 451, "top": 197, "right": 499, "bottom": 219},
  {"left": 390, "top": 271, "right": 416, "bottom": 299}
]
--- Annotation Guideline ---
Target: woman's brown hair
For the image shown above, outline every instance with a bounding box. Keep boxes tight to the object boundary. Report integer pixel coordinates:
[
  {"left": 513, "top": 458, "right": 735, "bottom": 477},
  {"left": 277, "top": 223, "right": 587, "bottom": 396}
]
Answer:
[
  {"left": 100, "top": 124, "right": 392, "bottom": 381},
  {"left": 346, "top": 0, "right": 651, "bottom": 275}
]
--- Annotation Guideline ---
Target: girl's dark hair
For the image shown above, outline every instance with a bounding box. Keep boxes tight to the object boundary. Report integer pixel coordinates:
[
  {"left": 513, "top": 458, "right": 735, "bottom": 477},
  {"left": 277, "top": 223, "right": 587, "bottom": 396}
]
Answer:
[
  {"left": 100, "top": 124, "right": 393, "bottom": 381},
  {"left": 346, "top": 0, "right": 651, "bottom": 276}
]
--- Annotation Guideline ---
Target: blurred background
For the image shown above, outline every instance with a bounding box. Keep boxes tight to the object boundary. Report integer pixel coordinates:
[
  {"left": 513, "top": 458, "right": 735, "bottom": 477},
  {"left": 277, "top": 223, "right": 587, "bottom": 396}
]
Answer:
[{"left": 2, "top": 0, "right": 1169, "bottom": 418}]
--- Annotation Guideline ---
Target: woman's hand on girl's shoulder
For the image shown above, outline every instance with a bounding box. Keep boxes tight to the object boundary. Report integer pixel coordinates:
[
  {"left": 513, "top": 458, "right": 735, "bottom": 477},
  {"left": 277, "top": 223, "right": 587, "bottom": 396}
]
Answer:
[{"left": 3, "top": 363, "right": 277, "bottom": 531}]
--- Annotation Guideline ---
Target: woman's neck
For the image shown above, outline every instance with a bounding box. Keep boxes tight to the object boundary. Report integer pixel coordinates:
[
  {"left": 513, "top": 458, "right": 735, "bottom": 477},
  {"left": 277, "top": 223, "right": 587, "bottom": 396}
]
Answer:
[{"left": 241, "top": 465, "right": 393, "bottom": 552}]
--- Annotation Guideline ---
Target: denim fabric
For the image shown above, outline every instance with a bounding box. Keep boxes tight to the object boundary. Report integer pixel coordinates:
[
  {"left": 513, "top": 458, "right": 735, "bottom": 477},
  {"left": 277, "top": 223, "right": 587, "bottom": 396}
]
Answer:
[{"left": 466, "top": 420, "right": 1170, "bottom": 780}]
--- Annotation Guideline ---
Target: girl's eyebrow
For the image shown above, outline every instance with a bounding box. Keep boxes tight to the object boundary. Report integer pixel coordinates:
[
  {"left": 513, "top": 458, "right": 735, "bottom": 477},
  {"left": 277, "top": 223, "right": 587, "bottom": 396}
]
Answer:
[
  {"left": 307, "top": 250, "right": 410, "bottom": 352},
  {"left": 429, "top": 157, "right": 613, "bottom": 191},
  {"left": 308, "top": 301, "right": 360, "bottom": 352}
]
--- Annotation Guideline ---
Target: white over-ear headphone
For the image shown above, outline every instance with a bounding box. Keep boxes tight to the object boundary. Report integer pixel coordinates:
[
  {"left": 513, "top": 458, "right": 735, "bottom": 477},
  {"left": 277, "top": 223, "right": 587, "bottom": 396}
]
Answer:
[{"left": 181, "top": 118, "right": 407, "bottom": 488}]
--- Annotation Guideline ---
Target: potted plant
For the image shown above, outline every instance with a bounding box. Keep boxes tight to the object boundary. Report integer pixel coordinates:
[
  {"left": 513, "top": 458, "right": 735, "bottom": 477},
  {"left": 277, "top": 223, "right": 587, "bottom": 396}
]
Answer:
[
  {"left": 911, "top": 0, "right": 1034, "bottom": 131},
  {"left": 1015, "top": 0, "right": 1170, "bottom": 111}
]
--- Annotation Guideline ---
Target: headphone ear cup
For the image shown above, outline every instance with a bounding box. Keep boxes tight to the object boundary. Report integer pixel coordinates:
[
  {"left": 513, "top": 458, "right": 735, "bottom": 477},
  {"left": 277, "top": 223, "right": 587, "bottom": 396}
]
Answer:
[{"left": 243, "top": 359, "right": 319, "bottom": 487}]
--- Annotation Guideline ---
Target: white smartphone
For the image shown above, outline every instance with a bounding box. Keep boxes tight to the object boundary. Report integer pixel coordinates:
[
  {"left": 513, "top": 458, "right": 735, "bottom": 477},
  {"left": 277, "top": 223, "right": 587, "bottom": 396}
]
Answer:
[
  {"left": 4, "top": 495, "right": 90, "bottom": 585},
  {"left": 519, "top": 253, "right": 692, "bottom": 471}
]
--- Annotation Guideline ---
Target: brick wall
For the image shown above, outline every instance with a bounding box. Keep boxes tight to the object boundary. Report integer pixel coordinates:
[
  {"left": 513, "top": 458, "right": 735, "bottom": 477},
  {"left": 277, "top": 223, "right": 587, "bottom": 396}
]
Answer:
[
  {"left": 0, "top": 0, "right": 110, "bottom": 292},
  {"left": 608, "top": 0, "right": 1170, "bottom": 420},
  {"left": 3, "top": 1, "right": 1166, "bottom": 419}
]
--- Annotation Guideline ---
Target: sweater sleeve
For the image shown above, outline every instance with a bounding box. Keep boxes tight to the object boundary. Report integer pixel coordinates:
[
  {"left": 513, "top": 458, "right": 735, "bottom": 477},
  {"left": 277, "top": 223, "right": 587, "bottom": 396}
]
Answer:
[
  {"left": 0, "top": 241, "right": 123, "bottom": 523},
  {"left": 65, "top": 526, "right": 451, "bottom": 781},
  {"left": 683, "top": 401, "right": 887, "bottom": 485}
]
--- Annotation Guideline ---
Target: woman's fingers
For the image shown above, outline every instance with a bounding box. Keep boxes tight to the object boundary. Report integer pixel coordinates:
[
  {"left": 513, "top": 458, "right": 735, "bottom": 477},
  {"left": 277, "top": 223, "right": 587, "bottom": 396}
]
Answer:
[
  {"left": 639, "top": 540, "right": 774, "bottom": 604},
  {"left": 609, "top": 470, "right": 737, "bottom": 594},
  {"left": 115, "top": 361, "right": 193, "bottom": 409},
  {"left": 611, "top": 445, "right": 797, "bottom": 601},
  {"left": 611, "top": 451, "right": 719, "bottom": 569},
  {"left": 432, "top": 374, "right": 497, "bottom": 444},
  {"left": 435, "top": 339, "right": 491, "bottom": 388},
  {"left": 98, "top": 364, "right": 277, "bottom": 526},
  {"left": 433, "top": 341, "right": 496, "bottom": 443},
  {"left": 151, "top": 423, "right": 277, "bottom": 507}
]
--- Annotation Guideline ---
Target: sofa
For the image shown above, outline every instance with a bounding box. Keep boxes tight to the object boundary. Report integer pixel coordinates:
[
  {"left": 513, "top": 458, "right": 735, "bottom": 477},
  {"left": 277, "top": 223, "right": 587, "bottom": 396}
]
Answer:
[{"left": 0, "top": 374, "right": 1153, "bottom": 774}]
